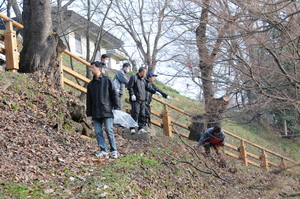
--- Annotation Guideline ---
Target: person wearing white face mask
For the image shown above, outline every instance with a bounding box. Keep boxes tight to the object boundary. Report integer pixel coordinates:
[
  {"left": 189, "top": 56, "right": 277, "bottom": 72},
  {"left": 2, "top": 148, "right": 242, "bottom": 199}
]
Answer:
[
  {"left": 113, "top": 63, "right": 131, "bottom": 108},
  {"left": 101, "top": 54, "right": 110, "bottom": 76}
]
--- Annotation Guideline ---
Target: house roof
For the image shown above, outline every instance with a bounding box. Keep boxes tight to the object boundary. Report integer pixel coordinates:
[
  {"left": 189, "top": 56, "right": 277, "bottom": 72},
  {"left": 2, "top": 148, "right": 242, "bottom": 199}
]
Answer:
[{"left": 62, "top": 10, "right": 124, "bottom": 49}]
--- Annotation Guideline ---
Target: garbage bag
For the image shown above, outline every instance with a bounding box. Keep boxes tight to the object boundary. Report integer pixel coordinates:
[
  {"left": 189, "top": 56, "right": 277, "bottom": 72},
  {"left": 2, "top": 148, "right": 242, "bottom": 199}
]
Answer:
[{"left": 113, "top": 110, "right": 138, "bottom": 128}]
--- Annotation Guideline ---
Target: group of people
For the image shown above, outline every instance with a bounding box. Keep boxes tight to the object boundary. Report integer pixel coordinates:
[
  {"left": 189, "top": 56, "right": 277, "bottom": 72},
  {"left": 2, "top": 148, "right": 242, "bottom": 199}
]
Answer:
[
  {"left": 86, "top": 55, "right": 173, "bottom": 159},
  {"left": 86, "top": 54, "right": 226, "bottom": 159}
]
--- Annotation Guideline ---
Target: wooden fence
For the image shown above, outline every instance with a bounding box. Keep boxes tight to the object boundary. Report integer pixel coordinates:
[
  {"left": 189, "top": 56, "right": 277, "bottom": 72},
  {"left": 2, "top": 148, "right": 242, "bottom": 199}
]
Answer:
[
  {"left": 125, "top": 98, "right": 297, "bottom": 171},
  {"left": 0, "top": 14, "right": 297, "bottom": 171}
]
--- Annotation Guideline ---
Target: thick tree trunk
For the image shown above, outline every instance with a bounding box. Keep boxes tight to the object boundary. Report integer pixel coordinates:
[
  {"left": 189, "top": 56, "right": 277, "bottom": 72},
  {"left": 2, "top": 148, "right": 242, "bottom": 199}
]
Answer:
[
  {"left": 189, "top": 0, "right": 230, "bottom": 141},
  {"left": 19, "top": 0, "right": 66, "bottom": 88},
  {"left": 189, "top": 96, "right": 229, "bottom": 141}
]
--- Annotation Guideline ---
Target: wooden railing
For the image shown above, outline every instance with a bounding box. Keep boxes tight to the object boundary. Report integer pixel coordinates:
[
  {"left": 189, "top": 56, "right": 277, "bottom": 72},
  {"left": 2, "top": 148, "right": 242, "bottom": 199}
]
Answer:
[
  {"left": 0, "top": 13, "right": 22, "bottom": 72},
  {"left": 125, "top": 97, "right": 297, "bottom": 171},
  {"left": 0, "top": 14, "right": 298, "bottom": 171},
  {"left": 0, "top": 13, "right": 92, "bottom": 92}
]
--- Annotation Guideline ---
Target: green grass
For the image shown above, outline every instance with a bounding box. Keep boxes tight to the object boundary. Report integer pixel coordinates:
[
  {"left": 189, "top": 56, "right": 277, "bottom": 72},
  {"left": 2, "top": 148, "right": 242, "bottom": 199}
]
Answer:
[
  {"left": 223, "top": 119, "right": 300, "bottom": 164},
  {"left": 0, "top": 181, "right": 39, "bottom": 199}
]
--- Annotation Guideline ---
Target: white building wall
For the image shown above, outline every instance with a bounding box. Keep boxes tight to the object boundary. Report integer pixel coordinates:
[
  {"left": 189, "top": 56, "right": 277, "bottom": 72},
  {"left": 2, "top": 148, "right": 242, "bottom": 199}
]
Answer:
[{"left": 63, "top": 32, "right": 125, "bottom": 70}]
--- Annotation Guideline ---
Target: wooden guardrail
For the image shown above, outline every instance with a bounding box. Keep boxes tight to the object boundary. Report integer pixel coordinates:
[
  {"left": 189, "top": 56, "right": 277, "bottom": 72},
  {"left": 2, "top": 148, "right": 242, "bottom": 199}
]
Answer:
[
  {"left": 125, "top": 97, "right": 297, "bottom": 171},
  {"left": 0, "top": 14, "right": 297, "bottom": 171},
  {"left": 0, "top": 13, "right": 92, "bottom": 91},
  {"left": 0, "top": 13, "right": 21, "bottom": 72}
]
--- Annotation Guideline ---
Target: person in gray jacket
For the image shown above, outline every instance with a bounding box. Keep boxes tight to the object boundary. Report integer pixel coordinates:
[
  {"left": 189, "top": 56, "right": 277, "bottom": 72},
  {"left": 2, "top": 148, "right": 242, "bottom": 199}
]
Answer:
[{"left": 113, "top": 63, "right": 131, "bottom": 108}]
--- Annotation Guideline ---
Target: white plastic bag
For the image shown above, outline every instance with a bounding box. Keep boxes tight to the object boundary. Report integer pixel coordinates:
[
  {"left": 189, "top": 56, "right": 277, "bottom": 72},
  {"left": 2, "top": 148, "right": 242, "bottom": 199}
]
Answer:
[
  {"left": 113, "top": 78, "right": 120, "bottom": 93},
  {"left": 113, "top": 110, "right": 138, "bottom": 128}
]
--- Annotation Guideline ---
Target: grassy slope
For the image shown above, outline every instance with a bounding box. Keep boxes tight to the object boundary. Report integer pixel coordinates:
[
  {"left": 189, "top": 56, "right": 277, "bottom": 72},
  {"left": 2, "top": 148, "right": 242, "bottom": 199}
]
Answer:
[{"left": 62, "top": 55, "right": 300, "bottom": 161}]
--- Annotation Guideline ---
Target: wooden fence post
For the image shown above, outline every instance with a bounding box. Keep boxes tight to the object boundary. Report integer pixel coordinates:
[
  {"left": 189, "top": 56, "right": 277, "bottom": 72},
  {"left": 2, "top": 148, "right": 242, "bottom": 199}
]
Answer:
[
  {"left": 260, "top": 149, "right": 269, "bottom": 171},
  {"left": 239, "top": 139, "right": 248, "bottom": 166},
  {"left": 279, "top": 158, "right": 286, "bottom": 170},
  {"left": 162, "top": 104, "right": 172, "bottom": 137},
  {"left": 4, "top": 21, "right": 19, "bottom": 72}
]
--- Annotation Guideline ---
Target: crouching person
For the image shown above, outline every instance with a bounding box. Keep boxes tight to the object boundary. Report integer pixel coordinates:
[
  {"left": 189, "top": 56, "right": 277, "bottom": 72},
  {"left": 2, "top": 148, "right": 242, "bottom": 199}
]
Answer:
[
  {"left": 86, "top": 61, "right": 120, "bottom": 159},
  {"left": 195, "top": 126, "right": 225, "bottom": 156}
]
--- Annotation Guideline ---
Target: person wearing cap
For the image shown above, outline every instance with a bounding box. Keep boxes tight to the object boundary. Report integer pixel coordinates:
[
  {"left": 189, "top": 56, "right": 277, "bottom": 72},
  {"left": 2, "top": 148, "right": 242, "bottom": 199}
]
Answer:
[
  {"left": 195, "top": 126, "right": 225, "bottom": 156},
  {"left": 86, "top": 61, "right": 120, "bottom": 159},
  {"left": 145, "top": 72, "right": 173, "bottom": 127},
  {"left": 113, "top": 63, "right": 131, "bottom": 108},
  {"left": 127, "top": 67, "right": 156, "bottom": 134}
]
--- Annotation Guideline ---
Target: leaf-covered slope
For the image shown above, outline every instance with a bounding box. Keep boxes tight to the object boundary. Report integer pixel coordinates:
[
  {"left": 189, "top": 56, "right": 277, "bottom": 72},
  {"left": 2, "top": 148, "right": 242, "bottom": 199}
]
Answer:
[{"left": 0, "top": 71, "right": 299, "bottom": 198}]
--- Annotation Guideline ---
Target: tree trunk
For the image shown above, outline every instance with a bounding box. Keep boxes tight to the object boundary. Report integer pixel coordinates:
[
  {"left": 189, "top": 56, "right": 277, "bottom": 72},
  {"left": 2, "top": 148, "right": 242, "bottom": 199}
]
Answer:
[
  {"left": 189, "top": 96, "right": 229, "bottom": 141},
  {"left": 19, "top": 0, "right": 66, "bottom": 88},
  {"left": 132, "top": 60, "right": 138, "bottom": 72},
  {"left": 189, "top": 0, "right": 230, "bottom": 140},
  {"left": 189, "top": 115, "right": 206, "bottom": 141}
]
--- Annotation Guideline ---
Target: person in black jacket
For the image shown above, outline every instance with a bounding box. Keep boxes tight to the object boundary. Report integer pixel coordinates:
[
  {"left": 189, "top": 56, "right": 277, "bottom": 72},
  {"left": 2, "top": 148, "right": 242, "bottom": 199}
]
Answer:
[
  {"left": 145, "top": 72, "right": 172, "bottom": 127},
  {"left": 86, "top": 61, "right": 120, "bottom": 159},
  {"left": 127, "top": 67, "right": 156, "bottom": 134}
]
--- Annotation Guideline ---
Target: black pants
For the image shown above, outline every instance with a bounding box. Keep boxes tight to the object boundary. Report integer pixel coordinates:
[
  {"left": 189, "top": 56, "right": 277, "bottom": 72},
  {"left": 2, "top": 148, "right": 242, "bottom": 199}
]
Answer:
[
  {"left": 145, "top": 103, "right": 151, "bottom": 125},
  {"left": 130, "top": 100, "right": 147, "bottom": 130},
  {"left": 204, "top": 142, "right": 221, "bottom": 154},
  {"left": 117, "top": 94, "right": 122, "bottom": 108}
]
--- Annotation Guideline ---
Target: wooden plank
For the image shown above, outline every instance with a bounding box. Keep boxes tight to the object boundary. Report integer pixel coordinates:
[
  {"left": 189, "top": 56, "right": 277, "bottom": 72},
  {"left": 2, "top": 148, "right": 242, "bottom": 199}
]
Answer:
[
  {"left": 247, "top": 152, "right": 260, "bottom": 160},
  {"left": 63, "top": 50, "right": 91, "bottom": 66},
  {"left": 63, "top": 78, "right": 87, "bottom": 93},
  {"left": 151, "top": 109, "right": 161, "bottom": 117},
  {"left": 179, "top": 133, "right": 189, "bottom": 138},
  {"left": 62, "top": 65, "right": 91, "bottom": 83},
  {"left": 150, "top": 119, "right": 162, "bottom": 127},
  {"left": 224, "top": 151, "right": 239, "bottom": 159},
  {"left": 0, "top": 13, "right": 24, "bottom": 29},
  {"left": 152, "top": 96, "right": 193, "bottom": 117},
  {"left": 247, "top": 160, "right": 261, "bottom": 168},
  {"left": 171, "top": 120, "right": 190, "bottom": 130},
  {"left": 268, "top": 161, "right": 279, "bottom": 167},
  {"left": 225, "top": 143, "right": 239, "bottom": 151}
]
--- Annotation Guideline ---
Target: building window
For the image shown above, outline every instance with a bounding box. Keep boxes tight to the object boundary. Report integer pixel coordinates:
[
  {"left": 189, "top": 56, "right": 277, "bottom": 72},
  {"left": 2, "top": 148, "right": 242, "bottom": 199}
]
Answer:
[{"left": 75, "top": 33, "right": 82, "bottom": 54}]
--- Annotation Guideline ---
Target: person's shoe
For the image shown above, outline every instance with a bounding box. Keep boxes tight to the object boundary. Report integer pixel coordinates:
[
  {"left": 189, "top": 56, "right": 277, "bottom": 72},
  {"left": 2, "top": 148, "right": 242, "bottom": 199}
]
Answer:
[
  {"left": 138, "top": 128, "right": 147, "bottom": 134},
  {"left": 95, "top": 151, "right": 109, "bottom": 159},
  {"left": 204, "top": 151, "right": 211, "bottom": 157},
  {"left": 130, "top": 129, "right": 136, "bottom": 134},
  {"left": 111, "top": 151, "right": 118, "bottom": 159}
]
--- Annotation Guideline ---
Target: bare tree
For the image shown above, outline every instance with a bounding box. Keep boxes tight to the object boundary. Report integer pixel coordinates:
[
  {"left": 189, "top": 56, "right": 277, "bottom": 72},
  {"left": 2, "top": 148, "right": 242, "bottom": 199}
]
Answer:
[
  {"left": 225, "top": 0, "right": 300, "bottom": 135},
  {"left": 7, "top": 0, "right": 22, "bottom": 22},
  {"left": 109, "top": 0, "right": 186, "bottom": 72}
]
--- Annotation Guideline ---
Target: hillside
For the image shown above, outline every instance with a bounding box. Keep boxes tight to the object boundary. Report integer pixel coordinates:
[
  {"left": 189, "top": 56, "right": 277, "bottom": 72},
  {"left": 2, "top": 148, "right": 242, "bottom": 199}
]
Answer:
[{"left": 0, "top": 71, "right": 299, "bottom": 198}]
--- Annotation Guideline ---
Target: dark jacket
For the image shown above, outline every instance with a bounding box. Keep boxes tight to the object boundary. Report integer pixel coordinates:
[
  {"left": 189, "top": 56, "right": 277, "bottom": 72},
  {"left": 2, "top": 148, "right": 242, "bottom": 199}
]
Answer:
[
  {"left": 113, "top": 68, "right": 128, "bottom": 95},
  {"left": 86, "top": 76, "right": 119, "bottom": 119},
  {"left": 197, "top": 127, "right": 225, "bottom": 147},
  {"left": 145, "top": 79, "right": 168, "bottom": 105},
  {"left": 127, "top": 73, "right": 156, "bottom": 101}
]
